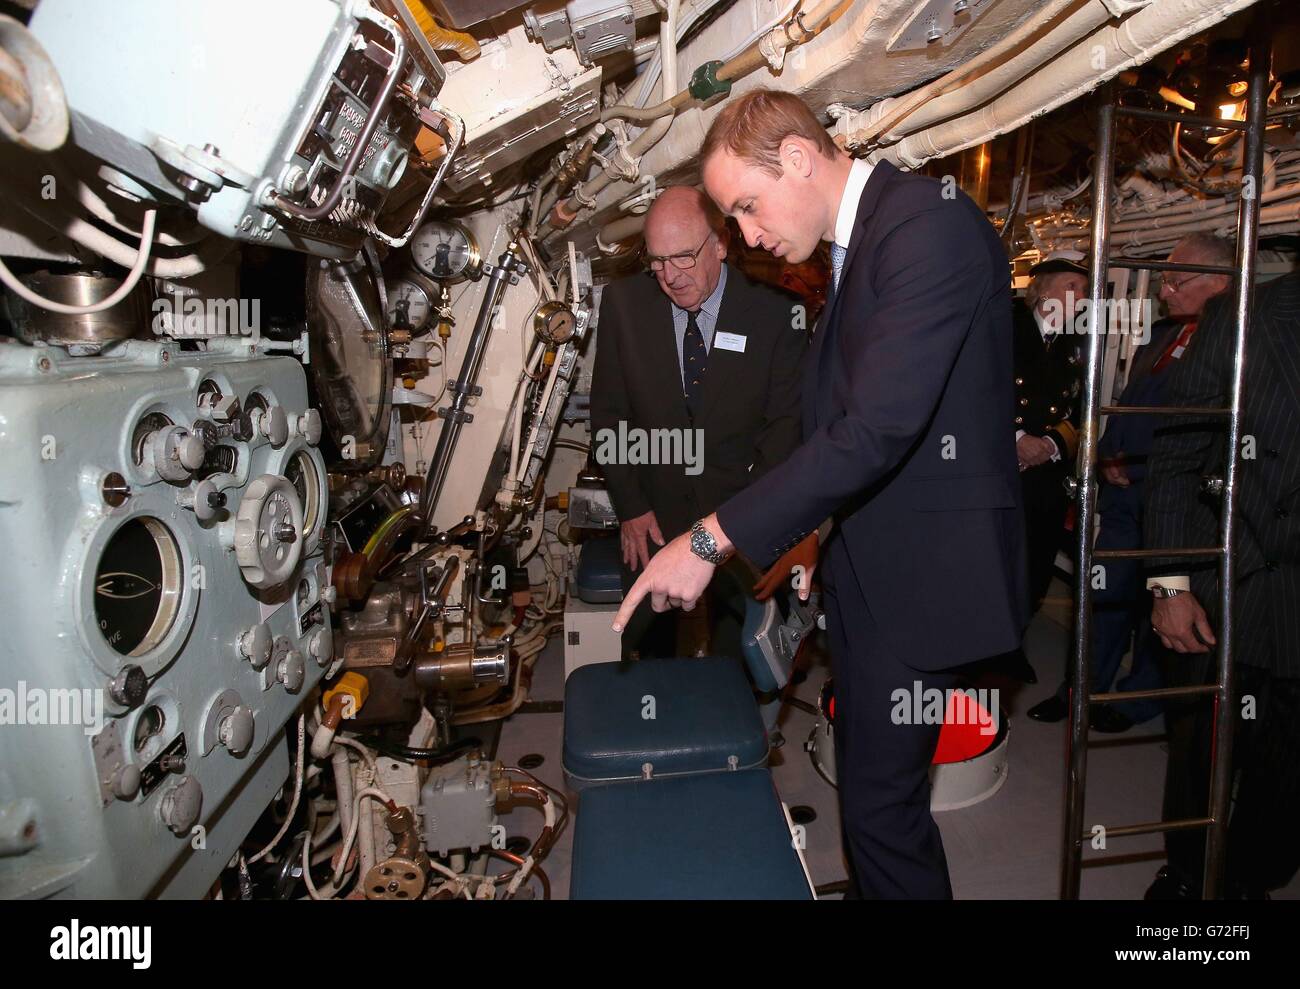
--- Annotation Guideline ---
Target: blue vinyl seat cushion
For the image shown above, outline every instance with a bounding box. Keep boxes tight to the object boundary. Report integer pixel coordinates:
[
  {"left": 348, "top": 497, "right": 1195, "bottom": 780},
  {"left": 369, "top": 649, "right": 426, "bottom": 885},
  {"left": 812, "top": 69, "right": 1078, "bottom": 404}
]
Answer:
[
  {"left": 575, "top": 536, "right": 624, "bottom": 603},
  {"left": 570, "top": 769, "right": 813, "bottom": 900},
  {"left": 563, "top": 656, "right": 769, "bottom": 786}
]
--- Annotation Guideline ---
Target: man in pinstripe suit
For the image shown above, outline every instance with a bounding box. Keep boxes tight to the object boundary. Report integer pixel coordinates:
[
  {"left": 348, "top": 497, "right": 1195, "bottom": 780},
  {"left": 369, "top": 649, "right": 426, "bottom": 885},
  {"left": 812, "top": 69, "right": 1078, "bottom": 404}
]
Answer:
[{"left": 1143, "top": 269, "right": 1300, "bottom": 899}]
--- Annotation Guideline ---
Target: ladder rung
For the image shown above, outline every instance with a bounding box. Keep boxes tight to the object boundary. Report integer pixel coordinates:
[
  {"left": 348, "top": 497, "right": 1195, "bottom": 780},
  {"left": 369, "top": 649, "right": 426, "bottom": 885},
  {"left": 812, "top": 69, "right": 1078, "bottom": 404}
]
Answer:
[
  {"left": 1107, "top": 257, "right": 1237, "bottom": 276},
  {"left": 1080, "top": 817, "right": 1214, "bottom": 842},
  {"left": 1100, "top": 405, "right": 1232, "bottom": 416},
  {"left": 1115, "top": 105, "right": 1248, "bottom": 132},
  {"left": 1093, "top": 546, "right": 1224, "bottom": 560},
  {"left": 1091, "top": 684, "right": 1218, "bottom": 703}
]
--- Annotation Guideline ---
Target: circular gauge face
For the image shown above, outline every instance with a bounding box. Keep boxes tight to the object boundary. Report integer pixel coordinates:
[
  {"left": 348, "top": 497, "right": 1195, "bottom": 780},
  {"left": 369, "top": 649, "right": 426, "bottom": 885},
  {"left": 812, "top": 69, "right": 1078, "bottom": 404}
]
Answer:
[
  {"left": 285, "top": 451, "right": 322, "bottom": 537},
  {"left": 386, "top": 278, "right": 434, "bottom": 333},
  {"left": 411, "top": 221, "right": 479, "bottom": 282},
  {"left": 94, "top": 517, "right": 183, "bottom": 656},
  {"left": 534, "top": 301, "right": 576, "bottom": 344}
]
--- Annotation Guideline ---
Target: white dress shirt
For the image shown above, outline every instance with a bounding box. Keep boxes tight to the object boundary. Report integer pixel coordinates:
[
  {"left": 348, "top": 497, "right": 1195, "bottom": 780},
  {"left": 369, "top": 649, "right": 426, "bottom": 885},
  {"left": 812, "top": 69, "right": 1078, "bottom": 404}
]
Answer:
[{"left": 833, "top": 157, "right": 875, "bottom": 251}]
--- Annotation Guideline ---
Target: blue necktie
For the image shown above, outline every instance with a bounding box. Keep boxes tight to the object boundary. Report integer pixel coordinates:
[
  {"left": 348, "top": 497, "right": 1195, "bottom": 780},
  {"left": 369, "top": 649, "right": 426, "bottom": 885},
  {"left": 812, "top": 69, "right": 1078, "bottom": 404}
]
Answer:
[
  {"left": 682, "top": 309, "right": 707, "bottom": 418},
  {"left": 830, "top": 242, "right": 846, "bottom": 292}
]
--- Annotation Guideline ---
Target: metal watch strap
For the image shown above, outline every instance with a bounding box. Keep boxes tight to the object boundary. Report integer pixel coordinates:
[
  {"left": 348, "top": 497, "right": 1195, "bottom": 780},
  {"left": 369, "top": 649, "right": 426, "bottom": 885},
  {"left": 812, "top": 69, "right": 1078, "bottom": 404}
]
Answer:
[{"left": 689, "top": 520, "right": 727, "bottom": 565}]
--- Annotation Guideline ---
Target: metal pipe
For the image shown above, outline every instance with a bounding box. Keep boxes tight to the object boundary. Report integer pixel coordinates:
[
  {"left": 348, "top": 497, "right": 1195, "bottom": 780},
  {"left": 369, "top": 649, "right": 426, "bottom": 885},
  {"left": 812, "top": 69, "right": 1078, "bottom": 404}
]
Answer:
[
  {"left": 1116, "top": 104, "right": 1249, "bottom": 132},
  {"left": 417, "top": 243, "right": 527, "bottom": 534},
  {"left": 1202, "top": 7, "right": 1269, "bottom": 900},
  {"left": 1061, "top": 89, "right": 1115, "bottom": 901}
]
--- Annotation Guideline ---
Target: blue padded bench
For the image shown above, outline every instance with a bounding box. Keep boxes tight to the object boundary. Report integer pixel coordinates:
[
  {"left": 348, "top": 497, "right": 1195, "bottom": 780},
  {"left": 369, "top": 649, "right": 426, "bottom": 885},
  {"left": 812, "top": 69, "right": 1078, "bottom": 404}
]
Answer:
[
  {"left": 570, "top": 768, "right": 813, "bottom": 900},
  {"left": 575, "top": 536, "right": 623, "bottom": 603},
  {"left": 563, "top": 656, "right": 769, "bottom": 788}
]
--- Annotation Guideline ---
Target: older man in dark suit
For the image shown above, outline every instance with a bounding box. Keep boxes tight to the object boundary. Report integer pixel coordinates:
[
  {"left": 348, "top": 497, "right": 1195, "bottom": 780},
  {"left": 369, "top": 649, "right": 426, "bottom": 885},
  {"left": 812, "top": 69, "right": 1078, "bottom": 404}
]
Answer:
[
  {"left": 614, "top": 90, "right": 1026, "bottom": 898},
  {"left": 590, "top": 185, "right": 808, "bottom": 657},
  {"left": 1143, "top": 269, "right": 1300, "bottom": 899}
]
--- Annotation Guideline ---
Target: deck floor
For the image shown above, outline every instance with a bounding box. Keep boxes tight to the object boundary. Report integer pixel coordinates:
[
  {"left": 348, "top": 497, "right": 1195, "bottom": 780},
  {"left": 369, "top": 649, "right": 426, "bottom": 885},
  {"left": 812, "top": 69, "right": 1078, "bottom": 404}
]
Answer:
[{"left": 494, "top": 579, "right": 1300, "bottom": 900}]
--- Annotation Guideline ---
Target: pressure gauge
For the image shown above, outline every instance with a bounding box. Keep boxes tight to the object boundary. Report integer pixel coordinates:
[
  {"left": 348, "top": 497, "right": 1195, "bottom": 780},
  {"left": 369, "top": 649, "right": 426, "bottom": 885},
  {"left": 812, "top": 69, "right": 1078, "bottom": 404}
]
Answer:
[
  {"left": 411, "top": 220, "right": 480, "bottom": 282},
  {"left": 386, "top": 276, "right": 435, "bottom": 333},
  {"left": 533, "top": 300, "right": 576, "bottom": 344}
]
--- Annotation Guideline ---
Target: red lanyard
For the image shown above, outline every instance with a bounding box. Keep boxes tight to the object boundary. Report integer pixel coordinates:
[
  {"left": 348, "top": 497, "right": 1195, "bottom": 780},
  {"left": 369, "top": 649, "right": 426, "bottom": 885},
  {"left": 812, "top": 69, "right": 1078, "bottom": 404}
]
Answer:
[{"left": 1151, "top": 320, "right": 1198, "bottom": 375}]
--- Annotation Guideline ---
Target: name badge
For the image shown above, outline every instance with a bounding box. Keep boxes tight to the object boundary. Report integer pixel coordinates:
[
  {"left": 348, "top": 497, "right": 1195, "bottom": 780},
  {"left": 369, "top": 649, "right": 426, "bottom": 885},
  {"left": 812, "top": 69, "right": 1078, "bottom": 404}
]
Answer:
[{"left": 715, "top": 331, "right": 747, "bottom": 353}]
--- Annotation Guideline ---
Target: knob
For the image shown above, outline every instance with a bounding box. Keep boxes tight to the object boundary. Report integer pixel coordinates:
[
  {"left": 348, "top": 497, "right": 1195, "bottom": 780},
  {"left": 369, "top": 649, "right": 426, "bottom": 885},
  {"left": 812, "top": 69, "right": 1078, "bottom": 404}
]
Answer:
[
  {"left": 177, "top": 432, "right": 206, "bottom": 470},
  {"left": 277, "top": 648, "right": 306, "bottom": 693},
  {"left": 181, "top": 479, "right": 226, "bottom": 522},
  {"left": 205, "top": 393, "right": 240, "bottom": 422},
  {"left": 308, "top": 627, "right": 334, "bottom": 668},
  {"left": 108, "top": 665, "right": 147, "bottom": 708},
  {"left": 218, "top": 705, "right": 255, "bottom": 755},
  {"left": 238, "top": 623, "right": 272, "bottom": 670},
  {"left": 110, "top": 764, "right": 141, "bottom": 801},
  {"left": 294, "top": 409, "right": 322, "bottom": 446},
  {"left": 259, "top": 406, "right": 289, "bottom": 447},
  {"left": 233, "top": 475, "right": 304, "bottom": 589},
  {"left": 159, "top": 775, "right": 203, "bottom": 835},
  {"left": 150, "top": 425, "right": 206, "bottom": 482}
]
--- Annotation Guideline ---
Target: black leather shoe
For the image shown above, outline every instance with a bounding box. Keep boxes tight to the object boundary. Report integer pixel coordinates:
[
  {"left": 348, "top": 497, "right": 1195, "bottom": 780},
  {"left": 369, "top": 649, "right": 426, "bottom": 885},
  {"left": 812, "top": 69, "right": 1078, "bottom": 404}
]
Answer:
[
  {"left": 1027, "top": 696, "right": 1068, "bottom": 722},
  {"left": 1145, "top": 866, "right": 1199, "bottom": 900},
  {"left": 1089, "top": 706, "right": 1133, "bottom": 734}
]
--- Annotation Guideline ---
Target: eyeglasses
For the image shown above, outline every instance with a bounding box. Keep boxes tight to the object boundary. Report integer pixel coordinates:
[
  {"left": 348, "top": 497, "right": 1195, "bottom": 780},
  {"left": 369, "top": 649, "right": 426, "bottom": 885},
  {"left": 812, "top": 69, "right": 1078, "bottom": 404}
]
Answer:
[
  {"left": 642, "top": 233, "right": 713, "bottom": 274},
  {"left": 1158, "top": 272, "right": 1209, "bottom": 294}
]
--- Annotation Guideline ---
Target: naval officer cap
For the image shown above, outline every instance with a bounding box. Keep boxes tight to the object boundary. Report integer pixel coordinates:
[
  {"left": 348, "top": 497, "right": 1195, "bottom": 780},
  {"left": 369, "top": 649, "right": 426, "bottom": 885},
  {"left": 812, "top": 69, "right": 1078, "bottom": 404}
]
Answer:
[{"left": 1029, "top": 249, "right": 1089, "bottom": 278}]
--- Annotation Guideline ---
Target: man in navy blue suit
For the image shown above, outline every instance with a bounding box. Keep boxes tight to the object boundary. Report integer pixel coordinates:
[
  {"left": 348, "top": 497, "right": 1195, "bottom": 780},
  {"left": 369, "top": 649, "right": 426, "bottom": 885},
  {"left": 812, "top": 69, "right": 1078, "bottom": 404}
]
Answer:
[{"left": 612, "top": 89, "right": 1027, "bottom": 898}]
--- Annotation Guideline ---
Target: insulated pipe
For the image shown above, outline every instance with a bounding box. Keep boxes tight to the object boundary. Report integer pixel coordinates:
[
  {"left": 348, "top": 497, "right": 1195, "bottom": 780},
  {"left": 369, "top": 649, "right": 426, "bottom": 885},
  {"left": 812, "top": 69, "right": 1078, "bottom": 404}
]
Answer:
[
  {"left": 880, "top": 0, "right": 1265, "bottom": 169},
  {"left": 546, "top": 0, "right": 844, "bottom": 236},
  {"left": 1034, "top": 179, "right": 1300, "bottom": 237},
  {"left": 551, "top": 0, "right": 680, "bottom": 227},
  {"left": 854, "top": 0, "right": 1101, "bottom": 146}
]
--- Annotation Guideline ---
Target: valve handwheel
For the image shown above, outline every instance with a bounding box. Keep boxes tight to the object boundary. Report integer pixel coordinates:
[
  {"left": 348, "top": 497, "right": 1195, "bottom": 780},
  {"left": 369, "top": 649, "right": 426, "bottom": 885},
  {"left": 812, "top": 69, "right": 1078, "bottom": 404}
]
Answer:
[{"left": 234, "top": 474, "right": 304, "bottom": 589}]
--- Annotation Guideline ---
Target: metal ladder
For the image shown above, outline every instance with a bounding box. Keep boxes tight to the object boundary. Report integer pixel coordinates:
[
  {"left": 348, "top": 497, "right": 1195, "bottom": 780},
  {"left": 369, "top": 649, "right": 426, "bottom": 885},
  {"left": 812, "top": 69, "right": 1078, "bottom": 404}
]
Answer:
[{"left": 1060, "top": 7, "right": 1272, "bottom": 900}]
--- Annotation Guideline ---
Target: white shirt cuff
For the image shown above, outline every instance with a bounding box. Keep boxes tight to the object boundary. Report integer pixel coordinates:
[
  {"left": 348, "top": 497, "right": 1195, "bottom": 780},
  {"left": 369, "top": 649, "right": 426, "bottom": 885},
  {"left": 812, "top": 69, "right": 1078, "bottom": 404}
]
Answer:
[{"left": 1147, "top": 575, "right": 1191, "bottom": 592}]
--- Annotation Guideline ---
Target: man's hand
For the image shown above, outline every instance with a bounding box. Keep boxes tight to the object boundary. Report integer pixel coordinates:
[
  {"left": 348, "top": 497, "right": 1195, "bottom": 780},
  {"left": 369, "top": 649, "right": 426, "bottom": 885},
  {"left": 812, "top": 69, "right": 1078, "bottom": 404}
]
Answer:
[
  {"left": 1017, "top": 433, "right": 1055, "bottom": 471},
  {"left": 619, "top": 510, "right": 665, "bottom": 571},
  {"left": 613, "top": 514, "right": 733, "bottom": 631},
  {"left": 753, "top": 532, "right": 818, "bottom": 602},
  {"left": 1101, "top": 452, "right": 1130, "bottom": 488},
  {"left": 1152, "top": 592, "right": 1217, "bottom": 654}
]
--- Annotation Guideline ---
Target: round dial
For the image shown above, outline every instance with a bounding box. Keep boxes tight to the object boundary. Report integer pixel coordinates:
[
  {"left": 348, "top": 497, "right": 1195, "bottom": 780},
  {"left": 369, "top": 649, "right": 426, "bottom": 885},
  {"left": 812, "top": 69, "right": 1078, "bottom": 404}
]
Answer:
[
  {"left": 285, "top": 450, "right": 322, "bottom": 539},
  {"left": 386, "top": 277, "right": 434, "bottom": 333},
  {"left": 411, "top": 221, "right": 479, "bottom": 282},
  {"left": 533, "top": 300, "right": 576, "bottom": 344},
  {"left": 95, "top": 517, "right": 183, "bottom": 656}
]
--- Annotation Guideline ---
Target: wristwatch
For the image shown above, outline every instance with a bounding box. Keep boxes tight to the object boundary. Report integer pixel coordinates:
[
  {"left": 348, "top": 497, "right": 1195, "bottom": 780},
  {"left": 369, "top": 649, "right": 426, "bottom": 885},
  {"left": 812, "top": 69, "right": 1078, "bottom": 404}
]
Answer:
[
  {"left": 1151, "top": 584, "right": 1185, "bottom": 599},
  {"left": 688, "top": 520, "right": 729, "bottom": 565}
]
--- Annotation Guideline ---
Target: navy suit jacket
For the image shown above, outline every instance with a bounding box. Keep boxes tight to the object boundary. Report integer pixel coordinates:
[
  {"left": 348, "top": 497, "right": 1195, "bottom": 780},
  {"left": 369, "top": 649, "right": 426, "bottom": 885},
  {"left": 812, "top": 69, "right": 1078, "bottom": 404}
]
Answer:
[
  {"left": 716, "top": 160, "right": 1028, "bottom": 670},
  {"left": 1098, "top": 317, "right": 1184, "bottom": 487}
]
